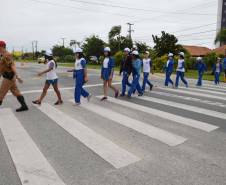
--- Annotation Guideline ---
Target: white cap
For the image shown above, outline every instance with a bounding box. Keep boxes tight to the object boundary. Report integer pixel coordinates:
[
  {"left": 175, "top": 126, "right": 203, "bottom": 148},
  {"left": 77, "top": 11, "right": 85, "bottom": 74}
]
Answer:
[
  {"left": 132, "top": 50, "right": 139, "bottom": 55},
  {"left": 197, "top": 57, "right": 202, "bottom": 61},
  {"left": 132, "top": 45, "right": 137, "bottom": 50},
  {"left": 168, "top": 53, "right": 174, "bottom": 57},
  {"left": 124, "top": 48, "right": 131, "bottom": 52},
  {"left": 145, "top": 51, "right": 150, "bottom": 55},
  {"left": 179, "top": 52, "right": 185, "bottom": 57},
  {"left": 104, "top": 47, "right": 111, "bottom": 52},
  {"left": 45, "top": 50, "right": 53, "bottom": 56},
  {"left": 75, "top": 48, "right": 83, "bottom": 53}
]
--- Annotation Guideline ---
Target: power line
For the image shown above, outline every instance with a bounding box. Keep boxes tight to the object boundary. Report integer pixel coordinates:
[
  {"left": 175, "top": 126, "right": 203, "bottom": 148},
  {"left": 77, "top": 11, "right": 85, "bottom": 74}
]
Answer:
[
  {"left": 68, "top": 0, "right": 215, "bottom": 16},
  {"left": 133, "top": 0, "right": 215, "bottom": 24},
  {"left": 176, "top": 29, "right": 217, "bottom": 38},
  {"left": 29, "top": 0, "right": 143, "bottom": 19}
]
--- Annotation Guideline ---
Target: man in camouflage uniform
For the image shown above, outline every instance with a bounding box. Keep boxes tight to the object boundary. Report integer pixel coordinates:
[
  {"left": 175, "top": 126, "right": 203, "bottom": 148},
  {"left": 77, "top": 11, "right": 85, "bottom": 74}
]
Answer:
[{"left": 0, "top": 40, "right": 28, "bottom": 112}]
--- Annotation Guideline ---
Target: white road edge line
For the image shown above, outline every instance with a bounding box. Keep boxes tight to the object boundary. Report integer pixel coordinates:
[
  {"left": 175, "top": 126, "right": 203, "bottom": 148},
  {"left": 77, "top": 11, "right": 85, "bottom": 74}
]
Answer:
[
  {"left": 137, "top": 96, "right": 226, "bottom": 120},
  {"left": 96, "top": 96, "right": 218, "bottom": 133},
  {"left": 0, "top": 108, "right": 66, "bottom": 185},
  {"left": 179, "top": 87, "right": 226, "bottom": 96},
  {"left": 71, "top": 100, "right": 187, "bottom": 147},
  {"left": 38, "top": 103, "right": 140, "bottom": 169}
]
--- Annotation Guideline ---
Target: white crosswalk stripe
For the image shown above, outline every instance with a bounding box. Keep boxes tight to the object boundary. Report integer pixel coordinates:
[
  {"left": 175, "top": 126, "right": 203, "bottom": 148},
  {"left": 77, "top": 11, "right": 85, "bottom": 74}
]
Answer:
[
  {"left": 149, "top": 91, "right": 226, "bottom": 108},
  {"left": 0, "top": 108, "right": 66, "bottom": 185},
  {"left": 179, "top": 87, "right": 226, "bottom": 96},
  {"left": 157, "top": 87, "right": 225, "bottom": 100},
  {"left": 137, "top": 96, "right": 226, "bottom": 120},
  {"left": 71, "top": 100, "right": 187, "bottom": 147},
  {"left": 38, "top": 103, "right": 140, "bottom": 169},
  {"left": 96, "top": 96, "right": 218, "bottom": 132}
]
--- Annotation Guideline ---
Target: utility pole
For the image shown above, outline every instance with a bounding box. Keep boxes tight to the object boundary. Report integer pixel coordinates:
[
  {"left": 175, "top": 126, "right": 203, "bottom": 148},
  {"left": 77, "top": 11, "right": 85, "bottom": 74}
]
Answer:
[
  {"left": 32, "top": 41, "right": 34, "bottom": 59},
  {"left": 61, "top": 37, "right": 66, "bottom": 47},
  {"left": 32, "top": 41, "right": 38, "bottom": 59},
  {"left": 127, "top": 23, "right": 134, "bottom": 40}
]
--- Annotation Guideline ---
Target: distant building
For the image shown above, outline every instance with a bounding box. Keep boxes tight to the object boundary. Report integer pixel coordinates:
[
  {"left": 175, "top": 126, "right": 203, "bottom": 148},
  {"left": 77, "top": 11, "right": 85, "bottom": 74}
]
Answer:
[
  {"left": 217, "top": 0, "right": 226, "bottom": 46},
  {"left": 212, "top": 45, "right": 226, "bottom": 55},
  {"left": 183, "top": 45, "right": 212, "bottom": 57}
]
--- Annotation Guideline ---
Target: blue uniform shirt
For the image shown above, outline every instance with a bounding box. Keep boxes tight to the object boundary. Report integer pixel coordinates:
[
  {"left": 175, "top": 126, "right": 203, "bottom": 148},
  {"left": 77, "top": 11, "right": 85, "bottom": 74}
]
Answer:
[
  {"left": 164, "top": 59, "right": 174, "bottom": 73},
  {"left": 196, "top": 61, "right": 207, "bottom": 73},
  {"left": 132, "top": 58, "right": 142, "bottom": 75},
  {"left": 223, "top": 58, "right": 226, "bottom": 69}
]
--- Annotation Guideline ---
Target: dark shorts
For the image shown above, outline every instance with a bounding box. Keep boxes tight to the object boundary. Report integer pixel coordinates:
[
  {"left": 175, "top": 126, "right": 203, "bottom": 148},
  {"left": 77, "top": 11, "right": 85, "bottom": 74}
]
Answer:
[
  {"left": 225, "top": 69, "right": 226, "bottom": 75},
  {"left": 46, "top": 79, "right": 58, "bottom": 85}
]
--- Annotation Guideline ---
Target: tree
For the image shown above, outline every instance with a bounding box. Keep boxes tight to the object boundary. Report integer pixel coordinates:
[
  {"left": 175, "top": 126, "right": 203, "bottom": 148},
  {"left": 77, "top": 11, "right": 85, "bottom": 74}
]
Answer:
[
  {"left": 215, "top": 29, "right": 226, "bottom": 46},
  {"left": 135, "top": 41, "right": 149, "bottom": 53},
  {"left": 52, "top": 45, "right": 74, "bottom": 58},
  {"left": 152, "top": 31, "right": 184, "bottom": 57},
  {"left": 82, "top": 35, "right": 105, "bottom": 59},
  {"left": 108, "top": 25, "right": 133, "bottom": 54}
]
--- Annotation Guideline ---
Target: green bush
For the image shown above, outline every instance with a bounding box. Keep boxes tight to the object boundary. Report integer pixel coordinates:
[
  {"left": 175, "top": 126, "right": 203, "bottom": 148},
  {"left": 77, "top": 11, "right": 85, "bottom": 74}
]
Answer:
[{"left": 114, "top": 51, "right": 124, "bottom": 66}]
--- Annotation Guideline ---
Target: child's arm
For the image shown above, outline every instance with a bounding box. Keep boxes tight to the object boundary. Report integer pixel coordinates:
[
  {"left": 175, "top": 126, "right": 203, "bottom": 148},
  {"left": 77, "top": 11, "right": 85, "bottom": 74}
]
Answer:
[{"left": 38, "top": 62, "right": 54, "bottom": 76}]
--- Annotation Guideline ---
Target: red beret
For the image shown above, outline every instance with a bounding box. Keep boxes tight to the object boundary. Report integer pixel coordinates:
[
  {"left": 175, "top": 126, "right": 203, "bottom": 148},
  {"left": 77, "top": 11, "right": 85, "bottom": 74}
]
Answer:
[{"left": 0, "top": 40, "right": 6, "bottom": 48}]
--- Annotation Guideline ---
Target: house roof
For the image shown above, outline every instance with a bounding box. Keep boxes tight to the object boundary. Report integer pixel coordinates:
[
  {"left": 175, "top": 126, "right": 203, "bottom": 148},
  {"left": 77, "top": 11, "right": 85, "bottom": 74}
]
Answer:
[
  {"left": 212, "top": 45, "right": 226, "bottom": 55},
  {"left": 183, "top": 45, "right": 212, "bottom": 56}
]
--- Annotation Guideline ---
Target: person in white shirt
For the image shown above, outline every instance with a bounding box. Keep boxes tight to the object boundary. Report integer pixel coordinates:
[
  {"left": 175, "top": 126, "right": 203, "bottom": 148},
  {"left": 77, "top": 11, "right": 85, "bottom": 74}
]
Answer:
[
  {"left": 32, "top": 51, "right": 63, "bottom": 105},
  {"left": 175, "top": 52, "right": 188, "bottom": 88},
  {"left": 142, "top": 51, "right": 153, "bottom": 91}
]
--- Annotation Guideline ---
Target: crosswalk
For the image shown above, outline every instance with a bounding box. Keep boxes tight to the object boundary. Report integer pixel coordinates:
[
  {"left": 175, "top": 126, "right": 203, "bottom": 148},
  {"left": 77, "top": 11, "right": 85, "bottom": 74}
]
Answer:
[{"left": 0, "top": 83, "right": 225, "bottom": 185}]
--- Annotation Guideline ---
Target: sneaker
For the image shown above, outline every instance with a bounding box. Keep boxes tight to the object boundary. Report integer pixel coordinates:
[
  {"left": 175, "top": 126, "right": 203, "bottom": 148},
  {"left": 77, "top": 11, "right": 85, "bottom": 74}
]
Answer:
[
  {"left": 120, "top": 94, "right": 125, "bottom": 97},
  {"left": 150, "top": 85, "right": 153, "bottom": 91},
  {"left": 115, "top": 91, "right": 119, "bottom": 98},
  {"left": 54, "top": 101, "right": 63, "bottom": 105},
  {"left": 138, "top": 93, "right": 143, "bottom": 97},
  {"left": 100, "top": 97, "right": 108, "bottom": 101},
  {"left": 32, "top": 100, "right": 41, "bottom": 105},
  {"left": 87, "top": 94, "right": 92, "bottom": 102}
]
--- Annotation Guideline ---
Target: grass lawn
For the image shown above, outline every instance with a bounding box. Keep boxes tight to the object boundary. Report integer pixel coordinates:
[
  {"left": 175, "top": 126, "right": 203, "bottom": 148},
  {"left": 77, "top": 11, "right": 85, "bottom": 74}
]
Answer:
[{"left": 185, "top": 70, "right": 225, "bottom": 82}]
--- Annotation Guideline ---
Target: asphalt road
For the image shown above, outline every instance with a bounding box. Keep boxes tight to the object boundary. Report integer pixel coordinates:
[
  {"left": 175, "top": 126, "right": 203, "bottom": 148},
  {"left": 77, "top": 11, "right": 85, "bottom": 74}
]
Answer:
[{"left": 0, "top": 62, "right": 226, "bottom": 185}]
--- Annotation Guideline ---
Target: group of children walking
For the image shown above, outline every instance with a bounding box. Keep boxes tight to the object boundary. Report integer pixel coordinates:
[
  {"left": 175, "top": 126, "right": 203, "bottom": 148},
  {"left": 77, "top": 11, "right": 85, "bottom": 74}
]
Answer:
[{"left": 1, "top": 39, "right": 226, "bottom": 111}]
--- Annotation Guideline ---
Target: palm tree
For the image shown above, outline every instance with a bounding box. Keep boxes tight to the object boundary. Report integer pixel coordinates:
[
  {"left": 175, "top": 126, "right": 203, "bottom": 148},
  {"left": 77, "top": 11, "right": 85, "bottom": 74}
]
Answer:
[
  {"left": 215, "top": 29, "right": 226, "bottom": 46},
  {"left": 70, "top": 40, "right": 81, "bottom": 50}
]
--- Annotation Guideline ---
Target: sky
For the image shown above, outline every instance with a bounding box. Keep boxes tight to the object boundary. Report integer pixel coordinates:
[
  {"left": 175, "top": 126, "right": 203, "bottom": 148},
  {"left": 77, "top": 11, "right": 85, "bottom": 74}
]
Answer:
[{"left": 0, "top": 0, "right": 218, "bottom": 52}]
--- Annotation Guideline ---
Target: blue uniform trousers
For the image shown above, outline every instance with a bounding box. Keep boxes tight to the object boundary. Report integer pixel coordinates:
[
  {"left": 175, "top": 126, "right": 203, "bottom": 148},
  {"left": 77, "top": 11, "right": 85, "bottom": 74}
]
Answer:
[
  {"left": 142, "top": 72, "right": 153, "bottom": 91},
  {"left": 165, "top": 72, "right": 174, "bottom": 86},
  {"left": 121, "top": 71, "right": 131, "bottom": 96},
  {"left": 128, "top": 74, "right": 143, "bottom": 97},
  {"left": 74, "top": 70, "right": 89, "bottom": 103},
  {"left": 175, "top": 71, "right": 188, "bottom": 87}
]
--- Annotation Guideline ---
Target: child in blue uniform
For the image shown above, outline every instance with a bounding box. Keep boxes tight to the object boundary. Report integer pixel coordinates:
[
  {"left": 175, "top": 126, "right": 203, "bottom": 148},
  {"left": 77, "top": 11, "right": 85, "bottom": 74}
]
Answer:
[
  {"left": 120, "top": 48, "right": 132, "bottom": 97},
  {"left": 164, "top": 53, "right": 174, "bottom": 87},
  {"left": 175, "top": 52, "right": 188, "bottom": 88},
  {"left": 128, "top": 50, "right": 143, "bottom": 98},
  {"left": 142, "top": 51, "right": 153, "bottom": 91},
  {"left": 223, "top": 55, "right": 226, "bottom": 82},
  {"left": 67, "top": 48, "right": 91, "bottom": 105},
  {"left": 196, "top": 57, "right": 207, "bottom": 86},
  {"left": 101, "top": 47, "right": 119, "bottom": 101},
  {"left": 212, "top": 57, "right": 223, "bottom": 85}
]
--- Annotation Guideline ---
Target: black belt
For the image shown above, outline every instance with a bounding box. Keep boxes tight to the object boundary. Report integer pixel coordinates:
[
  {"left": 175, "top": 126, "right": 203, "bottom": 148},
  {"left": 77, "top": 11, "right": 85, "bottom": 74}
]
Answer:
[{"left": 2, "top": 72, "right": 15, "bottom": 80}]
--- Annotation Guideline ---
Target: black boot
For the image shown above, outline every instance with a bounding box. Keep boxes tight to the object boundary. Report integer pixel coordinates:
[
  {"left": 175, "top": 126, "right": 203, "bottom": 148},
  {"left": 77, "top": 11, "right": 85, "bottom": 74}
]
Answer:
[
  {"left": 16, "top": 96, "right": 29, "bottom": 112},
  {"left": 0, "top": 101, "right": 2, "bottom": 106}
]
